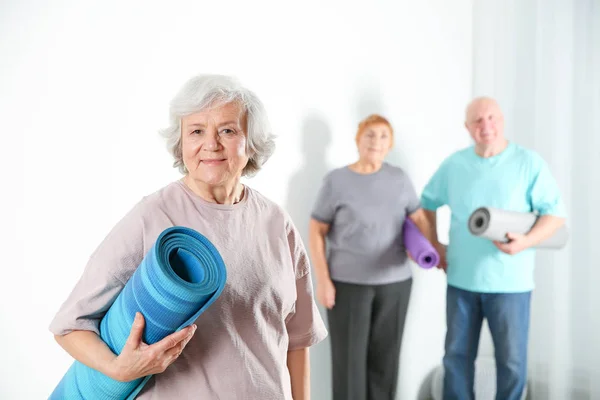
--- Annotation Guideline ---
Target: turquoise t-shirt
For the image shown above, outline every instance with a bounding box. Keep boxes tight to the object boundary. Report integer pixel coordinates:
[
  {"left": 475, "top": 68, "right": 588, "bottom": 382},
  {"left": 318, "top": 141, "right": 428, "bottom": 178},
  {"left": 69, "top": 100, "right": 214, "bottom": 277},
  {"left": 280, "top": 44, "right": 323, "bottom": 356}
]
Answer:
[{"left": 421, "top": 142, "right": 566, "bottom": 293}]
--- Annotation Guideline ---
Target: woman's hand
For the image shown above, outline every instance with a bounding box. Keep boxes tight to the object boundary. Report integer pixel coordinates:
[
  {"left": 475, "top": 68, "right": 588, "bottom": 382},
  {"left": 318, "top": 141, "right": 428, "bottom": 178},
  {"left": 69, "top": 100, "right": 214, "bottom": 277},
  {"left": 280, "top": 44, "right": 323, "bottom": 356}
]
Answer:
[
  {"left": 111, "top": 312, "right": 196, "bottom": 382},
  {"left": 316, "top": 279, "right": 336, "bottom": 309}
]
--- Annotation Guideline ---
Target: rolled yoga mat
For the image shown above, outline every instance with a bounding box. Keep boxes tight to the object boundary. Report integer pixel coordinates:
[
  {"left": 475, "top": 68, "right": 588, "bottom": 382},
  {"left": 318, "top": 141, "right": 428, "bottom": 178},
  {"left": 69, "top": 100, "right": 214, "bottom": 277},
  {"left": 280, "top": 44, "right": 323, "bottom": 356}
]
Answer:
[
  {"left": 50, "top": 226, "right": 228, "bottom": 400},
  {"left": 468, "top": 207, "right": 568, "bottom": 248},
  {"left": 402, "top": 218, "right": 440, "bottom": 269}
]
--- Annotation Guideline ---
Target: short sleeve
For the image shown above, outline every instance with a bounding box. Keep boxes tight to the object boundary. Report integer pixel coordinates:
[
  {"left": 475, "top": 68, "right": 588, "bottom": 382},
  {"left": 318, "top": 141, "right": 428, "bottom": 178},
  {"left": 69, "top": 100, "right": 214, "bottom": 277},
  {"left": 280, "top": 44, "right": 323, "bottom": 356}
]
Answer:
[
  {"left": 48, "top": 200, "right": 147, "bottom": 336},
  {"left": 528, "top": 154, "right": 567, "bottom": 218},
  {"left": 421, "top": 157, "right": 451, "bottom": 211},
  {"left": 284, "top": 220, "right": 328, "bottom": 350},
  {"left": 310, "top": 172, "right": 336, "bottom": 224}
]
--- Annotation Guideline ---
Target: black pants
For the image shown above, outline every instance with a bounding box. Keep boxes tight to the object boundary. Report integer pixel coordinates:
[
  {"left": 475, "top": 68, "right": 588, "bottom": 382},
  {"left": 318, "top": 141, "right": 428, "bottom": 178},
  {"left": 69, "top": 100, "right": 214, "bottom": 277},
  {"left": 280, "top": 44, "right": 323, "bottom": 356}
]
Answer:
[{"left": 327, "top": 279, "right": 413, "bottom": 400}]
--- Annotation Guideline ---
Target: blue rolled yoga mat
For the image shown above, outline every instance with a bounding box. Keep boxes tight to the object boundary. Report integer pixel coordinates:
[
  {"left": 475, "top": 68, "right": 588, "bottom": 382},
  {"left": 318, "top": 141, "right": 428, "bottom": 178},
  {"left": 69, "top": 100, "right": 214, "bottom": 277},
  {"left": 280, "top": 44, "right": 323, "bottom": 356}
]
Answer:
[{"left": 49, "top": 226, "right": 227, "bottom": 400}]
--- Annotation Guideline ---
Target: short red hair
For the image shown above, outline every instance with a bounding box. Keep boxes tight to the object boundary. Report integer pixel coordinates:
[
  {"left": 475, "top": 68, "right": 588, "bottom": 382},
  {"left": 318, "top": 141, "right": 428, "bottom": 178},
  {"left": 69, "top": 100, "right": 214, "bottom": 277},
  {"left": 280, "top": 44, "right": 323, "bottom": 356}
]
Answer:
[{"left": 355, "top": 114, "right": 394, "bottom": 147}]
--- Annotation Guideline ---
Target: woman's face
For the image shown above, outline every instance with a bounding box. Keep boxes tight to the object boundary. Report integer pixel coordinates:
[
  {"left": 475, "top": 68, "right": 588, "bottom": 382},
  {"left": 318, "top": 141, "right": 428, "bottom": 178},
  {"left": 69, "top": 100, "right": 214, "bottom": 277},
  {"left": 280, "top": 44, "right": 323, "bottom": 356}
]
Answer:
[
  {"left": 180, "top": 101, "right": 249, "bottom": 187},
  {"left": 357, "top": 123, "right": 392, "bottom": 164}
]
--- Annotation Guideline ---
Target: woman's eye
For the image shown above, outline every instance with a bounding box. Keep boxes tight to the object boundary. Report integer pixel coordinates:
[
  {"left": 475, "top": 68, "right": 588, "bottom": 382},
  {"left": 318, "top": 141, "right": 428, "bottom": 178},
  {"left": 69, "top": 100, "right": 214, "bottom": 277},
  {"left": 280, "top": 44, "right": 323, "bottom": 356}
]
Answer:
[
  {"left": 221, "top": 128, "right": 235, "bottom": 135},
  {"left": 192, "top": 129, "right": 202, "bottom": 135}
]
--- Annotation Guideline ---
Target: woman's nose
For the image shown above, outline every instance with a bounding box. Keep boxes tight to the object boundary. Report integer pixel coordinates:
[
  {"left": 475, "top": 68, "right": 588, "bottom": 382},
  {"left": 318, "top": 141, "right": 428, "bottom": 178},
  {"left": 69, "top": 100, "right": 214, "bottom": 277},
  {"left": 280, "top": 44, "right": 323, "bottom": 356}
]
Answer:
[{"left": 203, "top": 131, "right": 219, "bottom": 150}]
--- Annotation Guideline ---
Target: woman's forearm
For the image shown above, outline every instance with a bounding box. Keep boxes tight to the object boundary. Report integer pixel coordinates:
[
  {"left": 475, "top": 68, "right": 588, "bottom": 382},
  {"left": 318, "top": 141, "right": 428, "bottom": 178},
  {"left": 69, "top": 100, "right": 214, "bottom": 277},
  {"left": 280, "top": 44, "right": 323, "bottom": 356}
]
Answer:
[
  {"left": 411, "top": 208, "right": 440, "bottom": 245},
  {"left": 308, "top": 220, "right": 330, "bottom": 283},
  {"left": 55, "top": 330, "right": 119, "bottom": 380},
  {"left": 287, "top": 347, "right": 310, "bottom": 400}
]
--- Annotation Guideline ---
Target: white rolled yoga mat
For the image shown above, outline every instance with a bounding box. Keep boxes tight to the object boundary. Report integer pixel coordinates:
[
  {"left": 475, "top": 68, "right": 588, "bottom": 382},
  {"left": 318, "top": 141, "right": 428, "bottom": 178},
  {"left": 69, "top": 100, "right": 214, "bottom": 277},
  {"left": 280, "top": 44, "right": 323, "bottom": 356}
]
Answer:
[{"left": 468, "top": 207, "right": 568, "bottom": 249}]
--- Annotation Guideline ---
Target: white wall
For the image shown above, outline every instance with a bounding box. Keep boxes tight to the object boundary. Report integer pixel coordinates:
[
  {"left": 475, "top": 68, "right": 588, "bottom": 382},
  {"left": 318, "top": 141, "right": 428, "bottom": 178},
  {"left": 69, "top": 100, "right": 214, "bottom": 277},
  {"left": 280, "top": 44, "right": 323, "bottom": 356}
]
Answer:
[
  {"left": 472, "top": 1, "right": 600, "bottom": 399},
  {"left": 0, "top": 0, "right": 472, "bottom": 398}
]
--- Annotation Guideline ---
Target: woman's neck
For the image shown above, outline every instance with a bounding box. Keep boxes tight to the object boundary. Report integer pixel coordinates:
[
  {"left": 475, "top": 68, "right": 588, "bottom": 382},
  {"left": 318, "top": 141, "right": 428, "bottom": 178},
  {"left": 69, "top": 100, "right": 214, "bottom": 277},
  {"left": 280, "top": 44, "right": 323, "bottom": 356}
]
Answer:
[
  {"left": 183, "top": 175, "right": 245, "bottom": 205},
  {"left": 349, "top": 159, "right": 383, "bottom": 174}
]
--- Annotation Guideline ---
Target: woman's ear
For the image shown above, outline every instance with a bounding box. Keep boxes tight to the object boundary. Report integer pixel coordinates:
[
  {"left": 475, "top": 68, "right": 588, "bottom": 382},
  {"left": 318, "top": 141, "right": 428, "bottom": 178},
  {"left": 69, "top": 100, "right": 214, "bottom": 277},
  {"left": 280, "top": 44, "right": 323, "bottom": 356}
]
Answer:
[{"left": 245, "top": 142, "right": 255, "bottom": 159}]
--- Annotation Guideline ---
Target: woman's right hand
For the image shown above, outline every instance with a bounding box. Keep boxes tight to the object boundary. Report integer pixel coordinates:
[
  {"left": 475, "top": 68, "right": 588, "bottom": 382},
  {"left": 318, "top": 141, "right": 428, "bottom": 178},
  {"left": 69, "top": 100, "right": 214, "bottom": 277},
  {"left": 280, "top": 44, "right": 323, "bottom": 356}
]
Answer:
[
  {"left": 111, "top": 312, "right": 196, "bottom": 382},
  {"left": 316, "top": 279, "right": 336, "bottom": 309}
]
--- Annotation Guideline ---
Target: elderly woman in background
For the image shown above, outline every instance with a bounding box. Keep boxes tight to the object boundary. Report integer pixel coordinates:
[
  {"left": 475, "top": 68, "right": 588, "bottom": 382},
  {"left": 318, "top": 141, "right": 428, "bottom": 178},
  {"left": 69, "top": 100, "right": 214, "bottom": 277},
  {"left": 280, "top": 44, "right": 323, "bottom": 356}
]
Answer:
[
  {"left": 309, "top": 114, "right": 433, "bottom": 400},
  {"left": 50, "top": 74, "right": 327, "bottom": 400}
]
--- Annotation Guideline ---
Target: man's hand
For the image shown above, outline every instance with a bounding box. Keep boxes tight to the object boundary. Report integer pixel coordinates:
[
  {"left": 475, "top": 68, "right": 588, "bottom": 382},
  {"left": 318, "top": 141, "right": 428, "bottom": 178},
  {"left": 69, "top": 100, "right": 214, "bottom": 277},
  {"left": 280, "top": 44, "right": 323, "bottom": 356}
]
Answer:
[
  {"left": 494, "top": 232, "right": 532, "bottom": 255},
  {"left": 434, "top": 243, "right": 448, "bottom": 272}
]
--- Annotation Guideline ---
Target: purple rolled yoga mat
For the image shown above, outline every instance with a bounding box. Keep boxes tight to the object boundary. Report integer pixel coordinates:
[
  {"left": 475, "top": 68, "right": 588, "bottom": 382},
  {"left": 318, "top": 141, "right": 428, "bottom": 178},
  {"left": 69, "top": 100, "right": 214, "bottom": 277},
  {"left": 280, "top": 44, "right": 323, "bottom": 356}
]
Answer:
[{"left": 402, "top": 218, "right": 439, "bottom": 269}]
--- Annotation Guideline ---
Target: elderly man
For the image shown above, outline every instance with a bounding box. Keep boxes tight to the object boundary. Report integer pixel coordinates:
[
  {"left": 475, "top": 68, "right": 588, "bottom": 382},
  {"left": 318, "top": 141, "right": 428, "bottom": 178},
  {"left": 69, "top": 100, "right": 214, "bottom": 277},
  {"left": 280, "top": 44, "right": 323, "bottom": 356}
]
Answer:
[{"left": 420, "top": 97, "right": 566, "bottom": 400}]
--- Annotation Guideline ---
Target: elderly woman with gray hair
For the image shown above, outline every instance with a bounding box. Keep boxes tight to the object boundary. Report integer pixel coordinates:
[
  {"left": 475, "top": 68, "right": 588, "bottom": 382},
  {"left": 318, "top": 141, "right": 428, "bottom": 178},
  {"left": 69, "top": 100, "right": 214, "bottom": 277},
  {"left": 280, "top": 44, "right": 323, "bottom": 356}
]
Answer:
[{"left": 49, "top": 74, "right": 327, "bottom": 399}]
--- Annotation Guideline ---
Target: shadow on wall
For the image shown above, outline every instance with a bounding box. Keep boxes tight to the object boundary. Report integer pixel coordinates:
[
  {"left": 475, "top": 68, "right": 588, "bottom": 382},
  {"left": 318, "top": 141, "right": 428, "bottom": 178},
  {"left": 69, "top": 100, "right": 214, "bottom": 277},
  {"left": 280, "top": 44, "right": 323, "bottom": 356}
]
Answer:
[{"left": 284, "top": 111, "right": 333, "bottom": 400}]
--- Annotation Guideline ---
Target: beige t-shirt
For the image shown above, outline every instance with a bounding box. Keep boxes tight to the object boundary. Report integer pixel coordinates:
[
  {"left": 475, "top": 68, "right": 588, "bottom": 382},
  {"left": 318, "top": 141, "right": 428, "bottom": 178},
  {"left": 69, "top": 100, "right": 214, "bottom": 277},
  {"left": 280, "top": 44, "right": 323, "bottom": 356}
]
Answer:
[{"left": 49, "top": 180, "right": 328, "bottom": 400}]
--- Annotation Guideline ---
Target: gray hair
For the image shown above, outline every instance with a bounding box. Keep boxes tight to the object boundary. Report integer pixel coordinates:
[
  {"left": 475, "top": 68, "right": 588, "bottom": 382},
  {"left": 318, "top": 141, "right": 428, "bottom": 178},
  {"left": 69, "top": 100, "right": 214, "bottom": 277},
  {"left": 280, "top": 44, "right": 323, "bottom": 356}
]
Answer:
[{"left": 159, "top": 74, "right": 276, "bottom": 177}]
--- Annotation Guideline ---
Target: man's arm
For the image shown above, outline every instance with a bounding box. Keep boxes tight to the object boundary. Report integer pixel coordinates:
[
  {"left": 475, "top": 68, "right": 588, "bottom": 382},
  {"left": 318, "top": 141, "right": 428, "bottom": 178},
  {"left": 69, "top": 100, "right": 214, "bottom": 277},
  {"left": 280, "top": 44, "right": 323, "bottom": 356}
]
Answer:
[
  {"left": 524, "top": 215, "right": 566, "bottom": 246},
  {"left": 495, "top": 215, "right": 566, "bottom": 255},
  {"left": 497, "top": 152, "right": 567, "bottom": 254}
]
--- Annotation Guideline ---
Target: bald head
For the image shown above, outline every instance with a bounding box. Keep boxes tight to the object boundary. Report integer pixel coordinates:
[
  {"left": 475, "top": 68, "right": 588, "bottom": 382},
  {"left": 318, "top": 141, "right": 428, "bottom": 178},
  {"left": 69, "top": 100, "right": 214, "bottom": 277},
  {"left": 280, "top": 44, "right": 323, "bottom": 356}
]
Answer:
[
  {"left": 465, "top": 97, "right": 502, "bottom": 123},
  {"left": 464, "top": 96, "right": 505, "bottom": 150}
]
